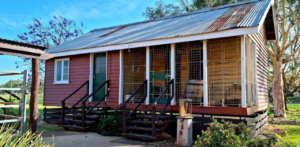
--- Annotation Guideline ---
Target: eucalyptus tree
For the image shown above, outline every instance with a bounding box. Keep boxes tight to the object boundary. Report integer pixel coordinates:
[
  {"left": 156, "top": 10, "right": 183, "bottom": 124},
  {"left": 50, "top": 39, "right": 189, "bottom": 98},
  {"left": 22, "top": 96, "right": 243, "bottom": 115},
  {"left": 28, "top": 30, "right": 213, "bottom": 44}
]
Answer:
[{"left": 267, "top": 0, "right": 300, "bottom": 117}]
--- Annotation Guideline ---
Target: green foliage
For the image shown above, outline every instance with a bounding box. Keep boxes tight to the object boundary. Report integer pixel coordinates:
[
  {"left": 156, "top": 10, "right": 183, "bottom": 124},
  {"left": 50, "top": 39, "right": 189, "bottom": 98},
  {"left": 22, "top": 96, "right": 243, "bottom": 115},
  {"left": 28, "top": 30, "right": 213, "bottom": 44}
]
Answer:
[
  {"left": 0, "top": 123, "right": 52, "bottom": 147},
  {"left": 188, "top": 0, "right": 246, "bottom": 11},
  {"left": 194, "top": 118, "right": 277, "bottom": 147},
  {"left": 276, "top": 131, "right": 293, "bottom": 147},
  {"left": 0, "top": 93, "right": 22, "bottom": 125},
  {"left": 97, "top": 107, "right": 128, "bottom": 136},
  {"left": 194, "top": 118, "right": 249, "bottom": 147},
  {"left": 274, "top": 125, "right": 300, "bottom": 146},
  {"left": 0, "top": 79, "right": 24, "bottom": 95},
  {"left": 142, "top": 0, "right": 247, "bottom": 20},
  {"left": 286, "top": 97, "right": 300, "bottom": 103},
  {"left": 142, "top": 0, "right": 182, "bottom": 20},
  {"left": 247, "top": 137, "right": 277, "bottom": 147},
  {"left": 268, "top": 104, "right": 300, "bottom": 120}
]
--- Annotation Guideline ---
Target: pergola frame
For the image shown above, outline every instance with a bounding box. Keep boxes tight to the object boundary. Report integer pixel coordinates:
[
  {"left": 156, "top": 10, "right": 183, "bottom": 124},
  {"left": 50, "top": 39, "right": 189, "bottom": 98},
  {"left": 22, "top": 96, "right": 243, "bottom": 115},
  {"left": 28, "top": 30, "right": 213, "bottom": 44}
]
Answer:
[{"left": 0, "top": 38, "right": 53, "bottom": 133}]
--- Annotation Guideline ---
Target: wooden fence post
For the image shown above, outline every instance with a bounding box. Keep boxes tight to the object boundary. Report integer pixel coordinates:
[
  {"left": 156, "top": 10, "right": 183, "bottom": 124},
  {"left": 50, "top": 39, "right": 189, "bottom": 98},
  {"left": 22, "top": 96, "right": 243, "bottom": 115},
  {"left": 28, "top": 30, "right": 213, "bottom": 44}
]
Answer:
[{"left": 29, "top": 58, "right": 40, "bottom": 133}]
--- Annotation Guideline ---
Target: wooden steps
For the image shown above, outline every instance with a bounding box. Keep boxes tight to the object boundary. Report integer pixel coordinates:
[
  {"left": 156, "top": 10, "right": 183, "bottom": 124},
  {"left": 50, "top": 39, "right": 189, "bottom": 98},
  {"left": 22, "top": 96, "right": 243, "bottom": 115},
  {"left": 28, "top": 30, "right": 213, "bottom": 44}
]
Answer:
[
  {"left": 61, "top": 125, "right": 89, "bottom": 130},
  {"left": 135, "top": 114, "right": 170, "bottom": 119},
  {"left": 69, "top": 120, "right": 96, "bottom": 125},
  {"left": 44, "top": 106, "right": 109, "bottom": 131},
  {"left": 44, "top": 80, "right": 111, "bottom": 131},
  {"left": 130, "top": 120, "right": 166, "bottom": 125},
  {"left": 121, "top": 133, "right": 158, "bottom": 140},
  {"left": 126, "top": 126, "right": 163, "bottom": 132},
  {"left": 140, "top": 109, "right": 174, "bottom": 113},
  {"left": 88, "top": 110, "right": 107, "bottom": 115},
  {"left": 122, "top": 111, "right": 173, "bottom": 140}
]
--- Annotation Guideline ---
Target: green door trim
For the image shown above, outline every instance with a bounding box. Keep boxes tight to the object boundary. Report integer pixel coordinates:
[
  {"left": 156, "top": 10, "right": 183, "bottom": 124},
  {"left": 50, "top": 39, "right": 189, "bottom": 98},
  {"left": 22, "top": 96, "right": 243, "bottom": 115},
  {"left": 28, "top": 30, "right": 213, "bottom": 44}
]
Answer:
[{"left": 92, "top": 53, "right": 107, "bottom": 102}]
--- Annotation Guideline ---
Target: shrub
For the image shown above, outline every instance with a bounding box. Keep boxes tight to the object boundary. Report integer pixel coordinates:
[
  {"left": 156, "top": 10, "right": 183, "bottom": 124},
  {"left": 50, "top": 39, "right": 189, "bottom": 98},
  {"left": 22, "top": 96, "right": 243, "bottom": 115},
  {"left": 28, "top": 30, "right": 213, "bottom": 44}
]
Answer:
[
  {"left": 247, "top": 136, "right": 277, "bottom": 147},
  {"left": 0, "top": 123, "right": 52, "bottom": 147},
  {"left": 194, "top": 118, "right": 277, "bottom": 147},
  {"left": 97, "top": 107, "right": 128, "bottom": 136}
]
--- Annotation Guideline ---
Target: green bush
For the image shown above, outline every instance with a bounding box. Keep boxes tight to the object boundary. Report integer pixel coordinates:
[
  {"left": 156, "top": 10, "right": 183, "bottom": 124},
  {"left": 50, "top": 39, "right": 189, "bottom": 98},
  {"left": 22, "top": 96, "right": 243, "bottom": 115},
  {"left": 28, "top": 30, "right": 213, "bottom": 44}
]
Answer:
[
  {"left": 97, "top": 107, "right": 128, "bottom": 136},
  {"left": 0, "top": 123, "right": 52, "bottom": 147},
  {"left": 246, "top": 137, "right": 278, "bottom": 147},
  {"left": 194, "top": 118, "right": 277, "bottom": 147}
]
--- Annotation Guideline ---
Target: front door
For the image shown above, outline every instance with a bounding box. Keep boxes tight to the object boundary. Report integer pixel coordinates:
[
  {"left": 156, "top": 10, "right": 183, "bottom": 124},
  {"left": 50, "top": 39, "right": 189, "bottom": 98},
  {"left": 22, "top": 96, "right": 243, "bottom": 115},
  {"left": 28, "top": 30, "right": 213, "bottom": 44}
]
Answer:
[
  {"left": 150, "top": 45, "right": 171, "bottom": 104},
  {"left": 93, "top": 53, "right": 106, "bottom": 102}
]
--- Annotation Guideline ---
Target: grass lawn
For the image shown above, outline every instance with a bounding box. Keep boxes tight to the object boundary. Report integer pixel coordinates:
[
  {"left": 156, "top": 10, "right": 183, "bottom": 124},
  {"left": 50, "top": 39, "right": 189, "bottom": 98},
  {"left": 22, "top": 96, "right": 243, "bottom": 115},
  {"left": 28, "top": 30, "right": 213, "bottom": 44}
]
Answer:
[
  {"left": 263, "top": 125, "right": 300, "bottom": 146},
  {"left": 268, "top": 104, "right": 300, "bottom": 120},
  {"left": 266, "top": 104, "right": 300, "bottom": 146},
  {"left": 0, "top": 94, "right": 58, "bottom": 118},
  {"left": 0, "top": 94, "right": 61, "bottom": 131}
]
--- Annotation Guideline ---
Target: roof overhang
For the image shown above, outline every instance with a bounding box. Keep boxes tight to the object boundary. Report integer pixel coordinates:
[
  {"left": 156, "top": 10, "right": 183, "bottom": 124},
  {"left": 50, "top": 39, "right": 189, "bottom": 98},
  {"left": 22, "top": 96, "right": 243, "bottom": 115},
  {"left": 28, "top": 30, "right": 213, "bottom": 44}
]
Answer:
[
  {"left": 0, "top": 38, "right": 54, "bottom": 59},
  {"left": 52, "top": 26, "right": 259, "bottom": 57},
  {"left": 257, "top": 0, "right": 276, "bottom": 40}
]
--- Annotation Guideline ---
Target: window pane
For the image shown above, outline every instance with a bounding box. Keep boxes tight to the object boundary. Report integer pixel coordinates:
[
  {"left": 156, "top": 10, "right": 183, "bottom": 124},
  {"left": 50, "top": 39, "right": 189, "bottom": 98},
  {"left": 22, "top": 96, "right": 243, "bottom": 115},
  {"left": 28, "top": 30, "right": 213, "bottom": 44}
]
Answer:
[
  {"left": 63, "top": 68, "right": 69, "bottom": 81},
  {"left": 56, "top": 61, "right": 62, "bottom": 81},
  {"left": 63, "top": 60, "right": 69, "bottom": 81},
  {"left": 64, "top": 60, "right": 69, "bottom": 67},
  {"left": 63, "top": 73, "right": 68, "bottom": 81}
]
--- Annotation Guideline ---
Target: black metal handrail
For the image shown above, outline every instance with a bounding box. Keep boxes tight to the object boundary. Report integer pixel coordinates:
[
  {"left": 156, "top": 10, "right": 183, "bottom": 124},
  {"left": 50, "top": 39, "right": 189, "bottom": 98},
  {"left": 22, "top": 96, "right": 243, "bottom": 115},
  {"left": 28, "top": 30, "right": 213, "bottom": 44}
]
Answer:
[
  {"left": 122, "top": 80, "right": 147, "bottom": 134},
  {"left": 61, "top": 80, "right": 89, "bottom": 126},
  {"left": 151, "top": 79, "right": 174, "bottom": 137},
  {"left": 61, "top": 80, "right": 89, "bottom": 103},
  {"left": 81, "top": 79, "right": 109, "bottom": 128}
]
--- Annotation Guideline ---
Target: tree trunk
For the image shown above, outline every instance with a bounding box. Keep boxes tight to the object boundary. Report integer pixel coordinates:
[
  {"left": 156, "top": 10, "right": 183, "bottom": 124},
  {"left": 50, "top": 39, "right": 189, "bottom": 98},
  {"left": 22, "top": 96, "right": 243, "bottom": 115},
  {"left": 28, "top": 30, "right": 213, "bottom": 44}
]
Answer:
[
  {"left": 29, "top": 58, "right": 40, "bottom": 133},
  {"left": 272, "top": 61, "right": 286, "bottom": 118},
  {"left": 284, "top": 96, "right": 288, "bottom": 110}
]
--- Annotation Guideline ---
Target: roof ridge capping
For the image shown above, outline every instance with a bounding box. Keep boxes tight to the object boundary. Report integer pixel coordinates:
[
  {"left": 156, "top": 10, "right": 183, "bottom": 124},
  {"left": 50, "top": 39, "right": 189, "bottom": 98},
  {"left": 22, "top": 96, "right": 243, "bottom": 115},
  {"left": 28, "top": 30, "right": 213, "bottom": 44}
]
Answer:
[{"left": 90, "top": 0, "right": 262, "bottom": 33}]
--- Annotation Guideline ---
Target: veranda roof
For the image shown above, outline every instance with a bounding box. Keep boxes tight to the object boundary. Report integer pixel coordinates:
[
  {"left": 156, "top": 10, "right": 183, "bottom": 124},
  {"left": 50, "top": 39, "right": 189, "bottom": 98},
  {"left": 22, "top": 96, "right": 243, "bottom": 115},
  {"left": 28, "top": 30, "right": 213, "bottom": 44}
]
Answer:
[{"left": 0, "top": 38, "right": 52, "bottom": 59}]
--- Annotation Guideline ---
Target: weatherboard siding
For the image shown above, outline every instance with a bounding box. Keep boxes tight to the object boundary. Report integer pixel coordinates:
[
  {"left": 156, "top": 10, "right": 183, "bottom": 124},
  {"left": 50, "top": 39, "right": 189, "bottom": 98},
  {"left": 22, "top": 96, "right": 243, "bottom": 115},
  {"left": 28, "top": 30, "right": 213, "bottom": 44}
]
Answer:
[
  {"left": 101, "top": 51, "right": 120, "bottom": 108},
  {"left": 44, "top": 54, "right": 90, "bottom": 106},
  {"left": 249, "top": 23, "right": 269, "bottom": 111},
  {"left": 44, "top": 51, "right": 121, "bottom": 108}
]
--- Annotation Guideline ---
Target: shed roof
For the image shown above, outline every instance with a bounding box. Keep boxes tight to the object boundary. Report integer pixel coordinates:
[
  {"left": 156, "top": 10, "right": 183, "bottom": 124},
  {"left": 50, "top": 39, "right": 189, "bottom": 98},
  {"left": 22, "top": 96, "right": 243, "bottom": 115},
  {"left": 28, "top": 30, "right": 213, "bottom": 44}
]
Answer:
[
  {"left": 0, "top": 38, "right": 53, "bottom": 59},
  {"left": 47, "top": 0, "right": 273, "bottom": 53}
]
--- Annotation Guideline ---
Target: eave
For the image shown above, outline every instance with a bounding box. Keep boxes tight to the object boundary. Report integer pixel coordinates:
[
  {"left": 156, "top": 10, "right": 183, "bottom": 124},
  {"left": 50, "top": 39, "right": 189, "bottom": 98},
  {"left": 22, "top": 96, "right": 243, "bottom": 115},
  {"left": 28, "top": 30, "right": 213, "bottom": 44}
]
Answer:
[{"left": 52, "top": 26, "right": 259, "bottom": 58}]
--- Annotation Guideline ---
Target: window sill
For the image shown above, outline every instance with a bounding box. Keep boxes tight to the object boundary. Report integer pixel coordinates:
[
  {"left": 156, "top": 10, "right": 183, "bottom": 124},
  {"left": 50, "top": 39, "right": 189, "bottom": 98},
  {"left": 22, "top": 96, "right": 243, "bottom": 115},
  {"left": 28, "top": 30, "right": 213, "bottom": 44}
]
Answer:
[{"left": 53, "top": 82, "right": 69, "bottom": 85}]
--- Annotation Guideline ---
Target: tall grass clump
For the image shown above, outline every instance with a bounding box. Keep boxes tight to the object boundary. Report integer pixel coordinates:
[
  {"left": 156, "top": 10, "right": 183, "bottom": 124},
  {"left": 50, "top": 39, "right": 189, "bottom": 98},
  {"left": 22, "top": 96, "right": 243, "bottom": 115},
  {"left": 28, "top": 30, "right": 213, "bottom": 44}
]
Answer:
[{"left": 0, "top": 123, "right": 53, "bottom": 147}]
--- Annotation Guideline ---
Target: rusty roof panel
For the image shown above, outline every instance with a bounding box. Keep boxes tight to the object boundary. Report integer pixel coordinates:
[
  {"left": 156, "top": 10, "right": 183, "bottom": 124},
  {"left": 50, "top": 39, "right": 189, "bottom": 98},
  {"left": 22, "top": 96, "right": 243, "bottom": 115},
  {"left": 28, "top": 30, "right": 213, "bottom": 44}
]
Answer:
[
  {"left": 238, "top": 0, "right": 270, "bottom": 27},
  {"left": 219, "top": 3, "right": 255, "bottom": 31},
  {"left": 47, "top": 0, "right": 272, "bottom": 53}
]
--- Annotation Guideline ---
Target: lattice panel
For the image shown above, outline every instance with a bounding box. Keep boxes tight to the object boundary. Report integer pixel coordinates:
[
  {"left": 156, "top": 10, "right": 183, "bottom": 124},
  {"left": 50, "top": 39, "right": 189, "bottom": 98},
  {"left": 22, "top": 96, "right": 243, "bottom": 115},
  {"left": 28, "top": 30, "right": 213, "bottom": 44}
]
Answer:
[
  {"left": 245, "top": 37, "right": 257, "bottom": 107},
  {"left": 123, "top": 48, "right": 146, "bottom": 103},
  {"left": 207, "top": 37, "right": 242, "bottom": 107},
  {"left": 175, "top": 41, "right": 204, "bottom": 105},
  {"left": 150, "top": 45, "right": 171, "bottom": 101}
]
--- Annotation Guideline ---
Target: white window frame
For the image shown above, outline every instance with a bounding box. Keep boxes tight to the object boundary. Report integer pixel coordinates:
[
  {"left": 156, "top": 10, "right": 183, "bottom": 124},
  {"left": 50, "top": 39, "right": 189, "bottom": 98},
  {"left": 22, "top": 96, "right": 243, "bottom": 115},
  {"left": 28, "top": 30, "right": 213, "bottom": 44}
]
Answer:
[{"left": 54, "top": 58, "right": 70, "bottom": 84}]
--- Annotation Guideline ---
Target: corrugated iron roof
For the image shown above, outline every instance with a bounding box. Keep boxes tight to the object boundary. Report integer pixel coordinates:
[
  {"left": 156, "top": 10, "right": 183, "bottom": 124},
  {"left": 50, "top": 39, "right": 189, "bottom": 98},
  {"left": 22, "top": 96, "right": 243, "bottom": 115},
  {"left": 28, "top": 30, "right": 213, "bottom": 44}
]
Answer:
[
  {"left": 47, "top": 0, "right": 271, "bottom": 53},
  {"left": 0, "top": 38, "right": 47, "bottom": 50}
]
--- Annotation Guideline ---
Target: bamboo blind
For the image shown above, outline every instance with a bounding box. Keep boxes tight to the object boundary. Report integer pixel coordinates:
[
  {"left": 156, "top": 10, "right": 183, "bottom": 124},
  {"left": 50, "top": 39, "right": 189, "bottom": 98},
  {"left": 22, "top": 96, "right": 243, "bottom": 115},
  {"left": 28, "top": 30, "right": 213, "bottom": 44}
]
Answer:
[
  {"left": 122, "top": 48, "right": 146, "bottom": 103},
  {"left": 207, "top": 37, "right": 242, "bottom": 107},
  {"left": 245, "top": 37, "right": 257, "bottom": 107},
  {"left": 175, "top": 41, "right": 204, "bottom": 105}
]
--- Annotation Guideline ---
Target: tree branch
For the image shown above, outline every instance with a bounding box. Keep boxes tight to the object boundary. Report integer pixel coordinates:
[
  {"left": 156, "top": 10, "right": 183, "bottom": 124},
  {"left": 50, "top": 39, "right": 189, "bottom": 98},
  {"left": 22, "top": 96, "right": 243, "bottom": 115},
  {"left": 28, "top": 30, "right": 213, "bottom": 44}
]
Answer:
[
  {"left": 283, "top": 55, "right": 300, "bottom": 64},
  {"left": 267, "top": 46, "right": 276, "bottom": 61}
]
